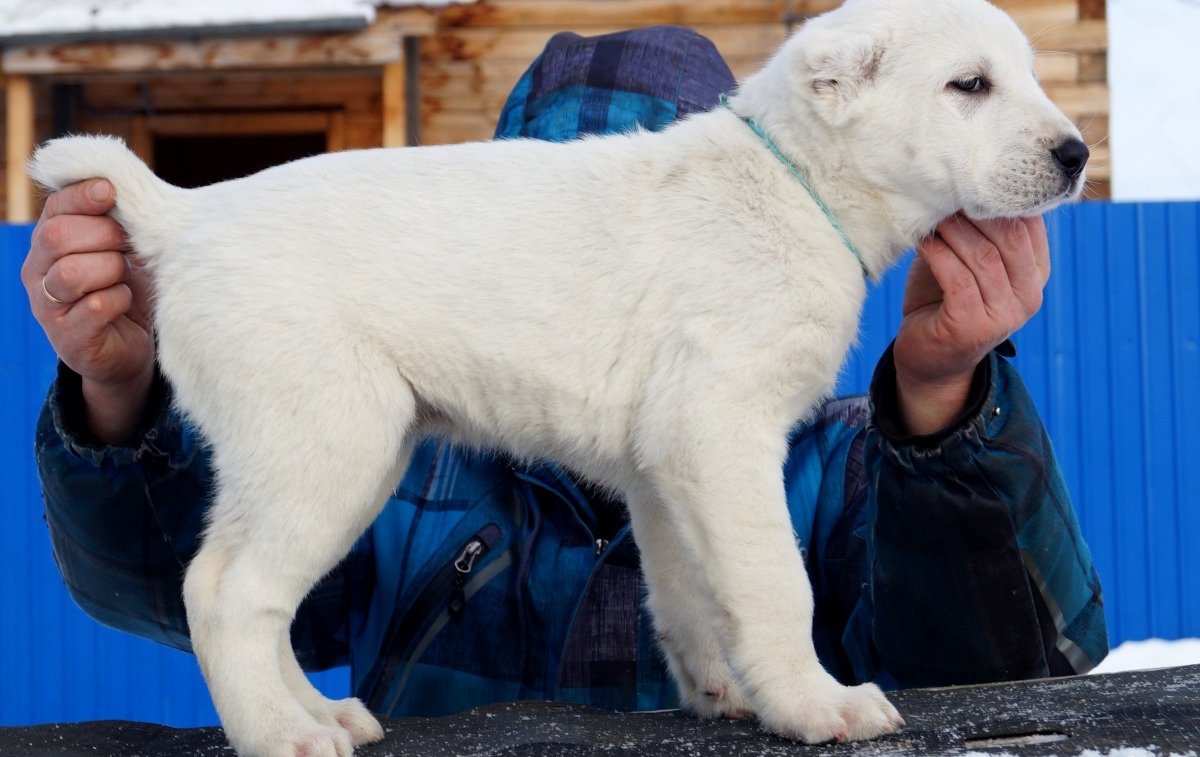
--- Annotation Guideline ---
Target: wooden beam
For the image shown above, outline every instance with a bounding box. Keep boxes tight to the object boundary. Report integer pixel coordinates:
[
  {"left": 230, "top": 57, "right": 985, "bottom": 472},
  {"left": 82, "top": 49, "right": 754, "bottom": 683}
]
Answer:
[
  {"left": 3, "top": 27, "right": 405, "bottom": 75},
  {"left": 5, "top": 75, "right": 36, "bottom": 222},
  {"left": 0, "top": 10, "right": 435, "bottom": 76},
  {"left": 423, "top": 24, "right": 789, "bottom": 64},
  {"left": 129, "top": 115, "right": 153, "bottom": 166},
  {"left": 437, "top": 0, "right": 792, "bottom": 28},
  {"left": 327, "top": 111, "right": 347, "bottom": 152},
  {"left": 1034, "top": 19, "right": 1108, "bottom": 53},
  {"left": 382, "top": 59, "right": 406, "bottom": 147},
  {"left": 143, "top": 110, "right": 337, "bottom": 137},
  {"left": 1079, "top": 0, "right": 1106, "bottom": 20}
]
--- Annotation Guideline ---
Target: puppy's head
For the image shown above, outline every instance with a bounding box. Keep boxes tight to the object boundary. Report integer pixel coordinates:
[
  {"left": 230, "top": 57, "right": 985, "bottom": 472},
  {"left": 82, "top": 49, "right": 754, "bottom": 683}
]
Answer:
[{"left": 784, "top": 0, "right": 1086, "bottom": 219}]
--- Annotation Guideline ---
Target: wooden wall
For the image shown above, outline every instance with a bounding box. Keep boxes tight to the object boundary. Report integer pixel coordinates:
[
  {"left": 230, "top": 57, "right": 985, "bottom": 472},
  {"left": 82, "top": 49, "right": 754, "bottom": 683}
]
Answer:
[
  {"left": 0, "top": 0, "right": 1110, "bottom": 219},
  {"left": 420, "top": 0, "right": 1110, "bottom": 196}
]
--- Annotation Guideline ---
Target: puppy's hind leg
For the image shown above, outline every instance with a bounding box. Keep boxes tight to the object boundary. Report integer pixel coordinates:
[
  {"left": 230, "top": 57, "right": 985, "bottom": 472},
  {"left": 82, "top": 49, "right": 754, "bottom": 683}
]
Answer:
[
  {"left": 184, "top": 364, "right": 417, "bottom": 757},
  {"left": 276, "top": 450, "right": 413, "bottom": 747},
  {"left": 278, "top": 635, "right": 384, "bottom": 747}
]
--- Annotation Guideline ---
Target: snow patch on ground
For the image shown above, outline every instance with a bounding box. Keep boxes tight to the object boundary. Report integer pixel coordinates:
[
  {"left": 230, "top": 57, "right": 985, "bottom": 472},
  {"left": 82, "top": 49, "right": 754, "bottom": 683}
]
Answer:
[
  {"left": 962, "top": 751, "right": 1197, "bottom": 757},
  {"left": 1091, "top": 638, "right": 1200, "bottom": 675}
]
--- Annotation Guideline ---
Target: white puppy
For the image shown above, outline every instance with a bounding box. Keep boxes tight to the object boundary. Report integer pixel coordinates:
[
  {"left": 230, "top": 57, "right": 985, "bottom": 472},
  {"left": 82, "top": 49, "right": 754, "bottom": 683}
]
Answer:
[{"left": 30, "top": 0, "right": 1087, "bottom": 754}]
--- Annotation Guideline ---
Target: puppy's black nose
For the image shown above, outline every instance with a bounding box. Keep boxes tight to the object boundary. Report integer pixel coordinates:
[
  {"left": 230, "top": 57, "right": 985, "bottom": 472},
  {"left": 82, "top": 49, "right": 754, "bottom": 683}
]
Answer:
[{"left": 1051, "top": 138, "right": 1089, "bottom": 180}]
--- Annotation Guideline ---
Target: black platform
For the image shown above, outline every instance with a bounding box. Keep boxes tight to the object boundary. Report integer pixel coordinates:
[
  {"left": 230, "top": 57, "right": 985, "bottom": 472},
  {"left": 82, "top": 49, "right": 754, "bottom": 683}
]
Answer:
[{"left": 5, "top": 665, "right": 1198, "bottom": 755}]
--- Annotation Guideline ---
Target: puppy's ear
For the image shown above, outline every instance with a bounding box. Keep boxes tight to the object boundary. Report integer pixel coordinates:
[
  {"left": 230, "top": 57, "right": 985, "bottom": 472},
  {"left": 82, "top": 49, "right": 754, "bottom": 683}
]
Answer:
[{"left": 800, "top": 31, "right": 885, "bottom": 125}]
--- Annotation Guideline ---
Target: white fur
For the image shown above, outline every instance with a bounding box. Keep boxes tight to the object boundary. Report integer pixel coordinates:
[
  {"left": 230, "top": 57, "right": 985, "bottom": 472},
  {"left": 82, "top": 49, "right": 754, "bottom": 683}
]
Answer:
[{"left": 29, "top": 0, "right": 1084, "bottom": 754}]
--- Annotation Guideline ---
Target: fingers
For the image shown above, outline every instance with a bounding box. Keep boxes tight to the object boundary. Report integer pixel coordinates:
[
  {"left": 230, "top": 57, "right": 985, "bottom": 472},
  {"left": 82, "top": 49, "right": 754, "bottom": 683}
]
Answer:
[
  {"left": 22, "top": 182, "right": 128, "bottom": 318},
  {"left": 29, "top": 213, "right": 127, "bottom": 272},
  {"left": 50, "top": 285, "right": 137, "bottom": 369},
  {"left": 42, "top": 250, "right": 131, "bottom": 309},
  {"left": 933, "top": 215, "right": 1018, "bottom": 312},
  {"left": 932, "top": 214, "right": 1046, "bottom": 320},
  {"left": 42, "top": 179, "right": 115, "bottom": 220},
  {"left": 55, "top": 284, "right": 135, "bottom": 356},
  {"left": 914, "top": 233, "right": 979, "bottom": 325}
]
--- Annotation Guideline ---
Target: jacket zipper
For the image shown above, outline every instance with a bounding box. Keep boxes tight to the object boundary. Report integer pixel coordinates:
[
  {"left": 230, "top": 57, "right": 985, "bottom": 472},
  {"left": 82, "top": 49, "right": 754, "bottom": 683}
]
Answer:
[
  {"left": 448, "top": 537, "right": 486, "bottom": 618},
  {"left": 361, "top": 524, "right": 502, "bottom": 711}
]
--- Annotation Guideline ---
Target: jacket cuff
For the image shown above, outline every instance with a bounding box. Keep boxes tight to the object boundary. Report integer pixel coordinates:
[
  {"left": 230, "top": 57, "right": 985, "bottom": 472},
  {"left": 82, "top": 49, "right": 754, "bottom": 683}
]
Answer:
[
  {"left": 47, "top": 361, "right": 174, "bottom": 466},
  {"left": 869, "top": 339, "right": 1016, "bottom": 459}
]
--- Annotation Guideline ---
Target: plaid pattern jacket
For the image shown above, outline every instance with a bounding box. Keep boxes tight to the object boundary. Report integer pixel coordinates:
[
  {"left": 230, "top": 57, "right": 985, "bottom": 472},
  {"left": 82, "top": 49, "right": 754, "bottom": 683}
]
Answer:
[{"left": 36, "top": 27, "right": 1107, "bottom": 717}]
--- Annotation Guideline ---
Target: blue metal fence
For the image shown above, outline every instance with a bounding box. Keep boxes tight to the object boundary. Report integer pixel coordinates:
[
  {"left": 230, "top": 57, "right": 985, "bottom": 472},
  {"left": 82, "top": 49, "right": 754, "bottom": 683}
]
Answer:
[{"left": 2, "top": 201, "right": 1198, "bottom": 726}]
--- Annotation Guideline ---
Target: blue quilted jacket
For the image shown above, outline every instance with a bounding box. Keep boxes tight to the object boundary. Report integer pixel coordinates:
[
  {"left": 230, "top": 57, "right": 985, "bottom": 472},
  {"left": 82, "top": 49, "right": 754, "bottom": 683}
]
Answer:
[{"left": 35, "top": 26, "right": 1107, "bottom": 717}]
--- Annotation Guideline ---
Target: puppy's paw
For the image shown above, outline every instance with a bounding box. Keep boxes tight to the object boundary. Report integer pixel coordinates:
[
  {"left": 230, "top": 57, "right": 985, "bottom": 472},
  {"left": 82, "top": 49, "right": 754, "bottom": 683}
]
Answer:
[
  {"left": 838, "top": 682, "right": 905, "bottom": 741},
  {"left": 229, "top": 716, "right": 354, "bottom": 757},
  {"left": 658, "top": 630, "right": 755, "bottom": 720},
  {"left": 685, "top": 678, "right": 754, "bottom": 720},
  {"left": 267, "top": 725, "right": 353, "bottom": 757},
  {"left": 757, "top": 680, "right": 904, "bottom": 744},
  {"left": 331, "top": 698, "right": 384, "bottom": 746}
]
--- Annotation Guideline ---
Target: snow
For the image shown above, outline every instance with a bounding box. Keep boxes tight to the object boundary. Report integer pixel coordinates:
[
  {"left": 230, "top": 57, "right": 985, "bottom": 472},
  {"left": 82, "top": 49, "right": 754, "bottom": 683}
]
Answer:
[
  {"left": 1090, "top": 638, "right": 1200, "bottom": 675},
  {"left": 962, "top": 751, "right": 1197, "bottom": 757},
  {"left": 0, "top": 0, "right": 475, "bottom": 43},
  {"left": 1108, "top": 0, "right": 1200, "bottom": 201}
]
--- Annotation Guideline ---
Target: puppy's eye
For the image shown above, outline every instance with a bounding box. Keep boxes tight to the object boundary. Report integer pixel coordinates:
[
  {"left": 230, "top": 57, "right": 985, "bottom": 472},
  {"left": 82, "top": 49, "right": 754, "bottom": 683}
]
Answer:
[{"left": 951, "top": 76, "right": 988, "bottom": 93}]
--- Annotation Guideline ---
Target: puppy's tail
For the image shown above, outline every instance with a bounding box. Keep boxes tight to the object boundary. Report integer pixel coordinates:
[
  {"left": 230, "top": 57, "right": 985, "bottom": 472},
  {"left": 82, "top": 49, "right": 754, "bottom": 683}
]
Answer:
[{"left": 28, "top": 135, "right": 185, "bottom": 257}]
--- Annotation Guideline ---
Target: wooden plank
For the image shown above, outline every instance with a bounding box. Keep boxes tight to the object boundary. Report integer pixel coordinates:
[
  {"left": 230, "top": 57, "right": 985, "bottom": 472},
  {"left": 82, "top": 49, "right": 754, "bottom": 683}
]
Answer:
[
  {"left": 1078, "top": 114, "right": 1108, "bottom": 149},
  {"left": 419, "top": 54, "right": 1085, "bottom": 119},
  {"left": 1043, "top": 82, "right": 1110, "bottom": 116},
  {"left": 1078, "top": 51, "right": 1107, "bottom": 83},
  {"left": 1079, "top": 0, "right": 1106, "bottom": 20},
  {"left": 343, "top": 117, "right": 383, "bottom": 150},
  {"left": 142, "top": 111, "right": 335, "bottom": 137},
  {"left": 421, "top": 110, "right": 497, "bottom": 145},
  {"left": 129, "top": 115, "right": 153, "bottom": 166},
  {"left": 995, "top": 0, "right": 1077, "bottom": 17},
  {"left": 75, "top": 71, "right": 382, "bottom": 112},
  {"left": 1031, "top": 19, "right": 1108, "bottom": 53},
  {"left": 382, "top": 59, "right": 407, "bottom": 147},
  {"left": 1006, "top": 8, "right": 1082, "bottom": 37},
  {"left": 434, "top": 0, "right": 1080, "bottom": 33},
  {"left": 437, "top": 0, "right": 791, "bottom": 28},
  {"left": 420, "top": 19, "right": 1097, "bottom": 69},
  {"left": 1084, "top": 144, "right": 1111, "bottom": 181},
  {"left": 1035, "top": 52, "right": 1080, "bottom": 83},
  {"left": 0, "top": 8, "right": 434, "bottom": 75},
  {"left": 2, "top": 27, "right": 405, "bottom": 74},
  {"left": 5, "top": 75, "right": 36, "bottom": 222},
  {"left": 326, "top": 111, "right": 347, "bottom": 151},
  {"left": 423, "top": 24, "right": 787, "bottom": 63}
]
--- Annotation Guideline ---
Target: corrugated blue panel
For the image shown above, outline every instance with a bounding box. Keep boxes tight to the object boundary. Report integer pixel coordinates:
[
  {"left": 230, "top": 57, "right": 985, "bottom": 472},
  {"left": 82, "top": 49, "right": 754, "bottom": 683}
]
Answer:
[
  {"left": 3, "top": 202, "right": 1200, "bottom": 726},
  {"left": 840, "top": 201, "right": 1200, "bottom": 651},
  {"left": 0, "top": 226, "right": 347, "bottom": 727}
]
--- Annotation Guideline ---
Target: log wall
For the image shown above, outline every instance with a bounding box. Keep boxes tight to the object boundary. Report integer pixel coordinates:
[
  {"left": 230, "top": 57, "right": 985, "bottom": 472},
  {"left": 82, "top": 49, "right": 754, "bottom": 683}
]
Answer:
[{"left": 0, "top": 0, "right": 1110, "bottom": 218}]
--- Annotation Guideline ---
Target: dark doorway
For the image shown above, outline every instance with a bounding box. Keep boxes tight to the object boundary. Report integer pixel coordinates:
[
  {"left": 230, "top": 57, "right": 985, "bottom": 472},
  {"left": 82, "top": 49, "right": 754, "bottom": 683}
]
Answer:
[{"left": 152, "top": 133, "right": 327, "bottom": 188}]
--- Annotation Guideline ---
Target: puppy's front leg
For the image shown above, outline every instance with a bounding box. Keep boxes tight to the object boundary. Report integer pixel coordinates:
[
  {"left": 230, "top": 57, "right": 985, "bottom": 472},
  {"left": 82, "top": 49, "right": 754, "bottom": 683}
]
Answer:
[
  {"left": 625, "top": 492, "right": 753, "bottom": 719},
  {"left": 649, "top": 424, "right": 903, "bottom": 743}
]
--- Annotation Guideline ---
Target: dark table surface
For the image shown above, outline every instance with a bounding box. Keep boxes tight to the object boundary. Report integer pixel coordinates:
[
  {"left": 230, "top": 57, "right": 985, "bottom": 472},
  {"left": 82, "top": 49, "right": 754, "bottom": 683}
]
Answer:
[{"left": 4, "top": 665, "right": 1198, "bottom": 756}]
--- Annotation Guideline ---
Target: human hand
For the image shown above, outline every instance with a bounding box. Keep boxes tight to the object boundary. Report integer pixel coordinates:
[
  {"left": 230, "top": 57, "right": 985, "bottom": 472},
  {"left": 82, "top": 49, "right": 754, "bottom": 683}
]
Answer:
[
  {"left": 20, "top": 179, "right": 155, "bottom": 443},
  {"left": 892, "top": 214, "right": 1050, "bottom": 435}
]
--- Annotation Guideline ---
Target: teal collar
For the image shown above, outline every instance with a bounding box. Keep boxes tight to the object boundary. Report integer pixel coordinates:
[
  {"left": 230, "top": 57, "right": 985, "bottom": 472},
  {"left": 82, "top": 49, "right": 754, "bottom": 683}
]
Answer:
[{"left": 719, "top": 94, "right": 868, "bottom": 278}]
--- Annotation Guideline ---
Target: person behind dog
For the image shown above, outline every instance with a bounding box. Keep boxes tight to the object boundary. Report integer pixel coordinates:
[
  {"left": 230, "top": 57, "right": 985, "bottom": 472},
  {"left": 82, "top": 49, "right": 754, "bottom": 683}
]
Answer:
[{"left": 23, "top": 27, "right": 1106, "bottom": 717}]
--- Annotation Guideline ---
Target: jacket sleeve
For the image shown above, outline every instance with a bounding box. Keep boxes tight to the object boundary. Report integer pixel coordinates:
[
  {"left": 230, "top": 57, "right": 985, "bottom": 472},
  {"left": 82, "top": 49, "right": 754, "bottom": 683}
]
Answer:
[
  {"left": 35, "top": 362, "right": 353, "bottom": 670},
  {"left": 796, "top": 344, "right": 1108, "bottom": 689}
]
